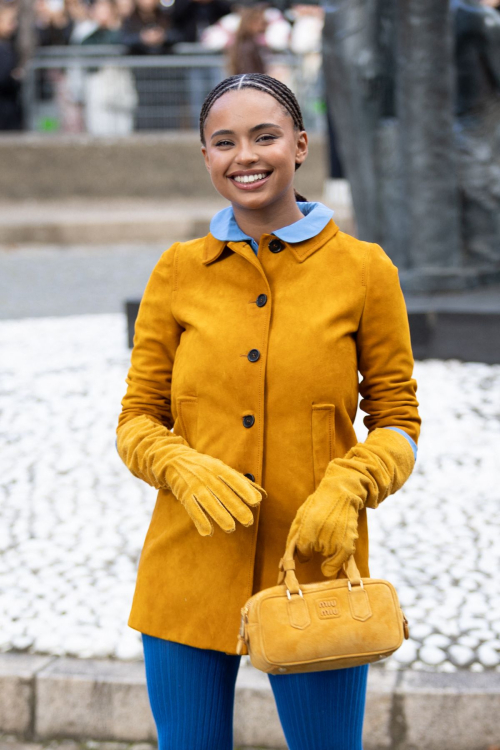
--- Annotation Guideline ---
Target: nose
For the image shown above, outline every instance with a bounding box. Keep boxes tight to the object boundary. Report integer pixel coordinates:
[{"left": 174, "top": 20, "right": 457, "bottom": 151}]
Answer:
[{"left": 235, "top": 139, "right": 258, "bottom": 166}]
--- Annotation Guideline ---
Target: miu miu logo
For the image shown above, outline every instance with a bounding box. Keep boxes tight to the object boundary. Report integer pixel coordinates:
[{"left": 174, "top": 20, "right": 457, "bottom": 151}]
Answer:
[{"left": 317, "top": 598, "right": 341, "bottom": 618}]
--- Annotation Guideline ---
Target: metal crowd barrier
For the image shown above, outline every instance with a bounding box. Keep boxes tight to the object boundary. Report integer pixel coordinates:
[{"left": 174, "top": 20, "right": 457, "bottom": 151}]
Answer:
[{"left": 22, "top": 45, "right": 325, "bottom": 136}]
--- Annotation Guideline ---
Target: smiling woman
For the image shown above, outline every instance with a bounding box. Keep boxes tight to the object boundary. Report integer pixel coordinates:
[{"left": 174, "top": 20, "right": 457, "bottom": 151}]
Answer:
[{"left": 116, "top": 73, "right": 421, "bottom": 750}]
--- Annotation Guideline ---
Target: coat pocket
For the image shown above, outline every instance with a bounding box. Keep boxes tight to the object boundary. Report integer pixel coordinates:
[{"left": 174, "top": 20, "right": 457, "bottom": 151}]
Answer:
[
  {"left": 175, "top": 395, "right": 199, "bottom": 448},
  {"left": 311, "top": 403, "right": 336, "bottom": 489}
]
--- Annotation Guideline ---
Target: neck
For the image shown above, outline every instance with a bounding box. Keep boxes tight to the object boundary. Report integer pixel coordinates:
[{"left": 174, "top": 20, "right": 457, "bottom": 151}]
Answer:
[{"left": 231, "top": 190, "right": 305, "bottom": 245}]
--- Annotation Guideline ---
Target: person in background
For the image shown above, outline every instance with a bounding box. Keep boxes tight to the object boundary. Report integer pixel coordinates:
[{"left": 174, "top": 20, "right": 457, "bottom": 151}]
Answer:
[
  {"left": 175, "top": 0, "right": 233, "bottom": 129},
  {"left": 66, "top": 0, "right": 97, "bottom": 42},
  {"left": 121, "top": 0, "right": 181, "bottom": 129},
  {"left": 81, "top": 0, "right": 121, "bottom": 44},
  {"left": 226, "top": 4, "right": 267, "bottom": 76},
  {"left": 34, "top": 0, "right": 97, "bottom": 46},
  {"left": 82, "top": 0, "right": 137, "bottom": 135},
  {"left": 34, "top": 0, "right": 72, "bottom": 46},
  {"left": 172, "top": 0, "right": 232, "bottom": 44},
  {"left": 114, "top": 0, "right": 133, "bottom": 24},
  {"left": 120, "top": 0, "right": 180, "bottom": 54},
  {"left": 0, "top": 0, "right": 22, "bottom": 130}
]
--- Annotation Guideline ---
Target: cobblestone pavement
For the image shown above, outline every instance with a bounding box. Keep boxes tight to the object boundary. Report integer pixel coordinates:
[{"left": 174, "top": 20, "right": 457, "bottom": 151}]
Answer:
[{"left": 0, "top": 314, "right": 499, "bottom": 671}]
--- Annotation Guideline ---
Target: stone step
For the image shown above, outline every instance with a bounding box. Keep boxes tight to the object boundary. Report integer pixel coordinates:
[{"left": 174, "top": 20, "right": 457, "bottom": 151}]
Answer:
[
  {"left": 0, "top": 197, "right": 355, "bottom": 246},
  {"left": 0, "top": 199, "right": 225, "bottom": 246},
  {"left": 1, "top": 653, "right": 500, "bottom": 750}
]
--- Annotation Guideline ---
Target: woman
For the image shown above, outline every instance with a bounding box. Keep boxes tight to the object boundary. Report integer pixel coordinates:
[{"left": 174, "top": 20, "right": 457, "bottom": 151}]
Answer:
[
  {"left": 226, "top": 5, "right": 268, "bottom": 76},
  {"left": 116, "top": 73, "right": 421, "bottom": 750}
]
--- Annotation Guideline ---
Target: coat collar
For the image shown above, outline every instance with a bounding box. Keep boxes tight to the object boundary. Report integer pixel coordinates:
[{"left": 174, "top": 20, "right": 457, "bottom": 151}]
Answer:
[{"left": 202, "top": 218, "right": 340, "bottom": 265}]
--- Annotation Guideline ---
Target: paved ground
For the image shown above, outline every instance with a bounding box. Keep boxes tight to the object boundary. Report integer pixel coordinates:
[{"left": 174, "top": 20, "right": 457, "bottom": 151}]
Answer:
[
  {"left": 0, "top": 737, "right": 270, "bottom": 750},
  {"left": 0, "top": 244, "right": 168, "bottom": 320},
  {"left": 0, "top": 312, "right": 499, "bottom": 670},
  {"left": 0, "top": 739, "right": 157, "bottom": 750}
]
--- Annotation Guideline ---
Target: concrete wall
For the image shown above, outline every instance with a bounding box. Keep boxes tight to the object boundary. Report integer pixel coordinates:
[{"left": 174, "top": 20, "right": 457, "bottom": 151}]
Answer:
[{"left": 0, "top": 133, "right": 327, "bottom": 201}]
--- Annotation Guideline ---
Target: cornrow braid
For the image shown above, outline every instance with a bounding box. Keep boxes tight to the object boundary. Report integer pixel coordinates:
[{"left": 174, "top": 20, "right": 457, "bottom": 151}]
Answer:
[{"left": 199, "top": 73, "right": 305, "bottom": 146}]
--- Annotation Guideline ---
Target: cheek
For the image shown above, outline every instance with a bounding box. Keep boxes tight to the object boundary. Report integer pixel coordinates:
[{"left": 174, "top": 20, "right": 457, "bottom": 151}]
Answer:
[
  {"left": 207, "top": 152, "right": 229, "bottom": 179},
  {"left": 274, "top": 145, "right": 298, "bottom": 178}
]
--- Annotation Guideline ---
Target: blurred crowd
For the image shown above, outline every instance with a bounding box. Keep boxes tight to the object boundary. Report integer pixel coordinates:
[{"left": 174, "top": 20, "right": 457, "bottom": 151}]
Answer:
[
  {"left": 2, "top": 0, "right": 499, "bottom": 133},
  {"left": 0, "top": 0, "right": 324, "bottom": 131}
]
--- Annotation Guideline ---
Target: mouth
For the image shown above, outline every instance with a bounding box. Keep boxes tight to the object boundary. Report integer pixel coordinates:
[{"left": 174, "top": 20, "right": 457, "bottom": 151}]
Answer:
[{"left": 227, "top": 170, "right": 273, "bottom": 190}]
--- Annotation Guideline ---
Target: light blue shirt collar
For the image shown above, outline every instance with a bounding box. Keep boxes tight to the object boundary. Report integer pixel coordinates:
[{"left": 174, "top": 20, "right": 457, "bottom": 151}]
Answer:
[{"left": 209, "top": 201, "right": 334, "bottom": 255}]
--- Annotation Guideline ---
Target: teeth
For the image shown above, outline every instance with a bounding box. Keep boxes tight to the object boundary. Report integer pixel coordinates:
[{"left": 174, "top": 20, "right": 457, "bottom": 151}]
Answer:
[{"left": 233, "top": 173, "right": 268, "bottom": 184}]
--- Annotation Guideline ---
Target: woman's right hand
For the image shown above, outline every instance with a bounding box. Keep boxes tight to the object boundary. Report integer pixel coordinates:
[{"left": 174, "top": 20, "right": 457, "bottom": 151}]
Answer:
[{"left": 164, "top": 446, "right": 267, "bottom": 536}]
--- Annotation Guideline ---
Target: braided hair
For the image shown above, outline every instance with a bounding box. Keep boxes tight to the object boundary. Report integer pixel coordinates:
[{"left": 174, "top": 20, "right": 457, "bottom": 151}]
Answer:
[{"left": 200, "top": 73, "right": 308, "bottom": 202}]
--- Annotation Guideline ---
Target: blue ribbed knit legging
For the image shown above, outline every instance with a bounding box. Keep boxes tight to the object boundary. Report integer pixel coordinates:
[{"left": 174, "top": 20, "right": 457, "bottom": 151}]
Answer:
[{"left": 141, "top": 633, "right": 369, "bottom": 750}]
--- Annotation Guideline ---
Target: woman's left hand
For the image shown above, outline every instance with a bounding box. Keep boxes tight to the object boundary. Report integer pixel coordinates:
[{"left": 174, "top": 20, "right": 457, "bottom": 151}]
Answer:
[
  {"left": 286, "top": 483, "right": 363, "bottom": 578},
  {"left": 286, "top": 427, "right": 417, "bottom": 576}
]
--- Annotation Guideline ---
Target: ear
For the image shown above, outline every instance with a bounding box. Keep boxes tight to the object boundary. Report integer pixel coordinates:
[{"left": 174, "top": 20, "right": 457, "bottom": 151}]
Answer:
[
  {"left": 201, "top": 145, "right": 211, "bottom": 174},
  {"left": 295, "top": 130, "right": 308, "bottom": 166}
]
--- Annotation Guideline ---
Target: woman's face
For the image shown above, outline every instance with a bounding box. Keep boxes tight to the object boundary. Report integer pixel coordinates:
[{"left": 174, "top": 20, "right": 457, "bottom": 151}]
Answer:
[{"left": 201, "top": 88, "right": 308, "bottom": 212}]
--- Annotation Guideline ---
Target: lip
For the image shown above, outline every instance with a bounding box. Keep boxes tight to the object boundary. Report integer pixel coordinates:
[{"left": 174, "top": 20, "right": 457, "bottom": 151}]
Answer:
[{"left": 227, "top": 170, "right": 273, "bottom": 191}]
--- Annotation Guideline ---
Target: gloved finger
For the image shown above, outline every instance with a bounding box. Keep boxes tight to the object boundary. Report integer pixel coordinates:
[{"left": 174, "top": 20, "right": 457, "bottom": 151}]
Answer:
[
  {"left": 182, "top": 494, "right": 214, "bottom": 537},
  {"left": 245, "top": 478, "right": 268, "bottom": 500},
  {"left": 167, "top": 465, "right": 201, "bottom": 505},
  {"left": 295, "top": 532, "right": 316, "bottom": 561},
  {"left": 321, "top": 544, "right": 352, "bottom": 578},
  {"left": 208, "top": 481, "right": 255, "bottom": 527},
  {"left": 195, "top": 485, "right": 237, "bottom": 533},
  {"left": 217, "top": 472, "right": 265, "bottom": 507},
  {"left": 321, "top": 556, "right": 343, "bottom": 578},
  {"left": 296, "top": 547, "right": 313, "bottom": 563},
  {"left": 318, "top": 496, "right": 351, "bottom": 545}
]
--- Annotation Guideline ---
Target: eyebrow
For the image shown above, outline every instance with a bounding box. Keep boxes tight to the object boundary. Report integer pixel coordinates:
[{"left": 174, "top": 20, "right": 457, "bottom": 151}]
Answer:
[{"left": 210, "top": 123, "right": 284, "bottom": 140}]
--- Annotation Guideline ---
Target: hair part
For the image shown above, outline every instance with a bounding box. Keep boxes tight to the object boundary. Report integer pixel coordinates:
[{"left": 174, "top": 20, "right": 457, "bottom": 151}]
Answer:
[{"left": 200, "top": 73, "right": 307, "bottom": 202}]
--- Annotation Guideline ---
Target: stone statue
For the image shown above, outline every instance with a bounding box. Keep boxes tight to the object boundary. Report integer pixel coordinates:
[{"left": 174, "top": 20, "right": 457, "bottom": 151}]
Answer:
[{"left": 322, "top": 0, "right": 500, "bottom": 291}]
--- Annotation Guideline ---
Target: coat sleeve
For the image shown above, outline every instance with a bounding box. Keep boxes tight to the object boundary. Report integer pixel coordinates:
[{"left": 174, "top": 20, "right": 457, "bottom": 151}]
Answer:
[
  {"left": 312, "top": 243, "right": 421, "bottom": 512},
  {"left": 330, "top": 241, "right": 421, "bottom": 509},
  {"left": 116, "top": 242, "right": 191, "bottom": 488},
  {"left": 356, "top": 243, "right": 421, "bottom": 445}
]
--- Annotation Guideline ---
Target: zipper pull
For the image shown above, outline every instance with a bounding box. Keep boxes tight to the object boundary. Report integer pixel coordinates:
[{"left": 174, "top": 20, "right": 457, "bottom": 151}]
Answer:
[
  {"left": 236, "top": 607, "right": 249, "bottom": 655},
  {"left": 402, "top": 611, "right": 410, "bottom": 640}
]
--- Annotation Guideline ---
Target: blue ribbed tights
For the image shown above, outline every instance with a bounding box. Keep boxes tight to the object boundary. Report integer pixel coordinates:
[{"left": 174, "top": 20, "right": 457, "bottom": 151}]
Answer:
[{"left": 141, "top": 633, "right": 369, "bottom": 750}]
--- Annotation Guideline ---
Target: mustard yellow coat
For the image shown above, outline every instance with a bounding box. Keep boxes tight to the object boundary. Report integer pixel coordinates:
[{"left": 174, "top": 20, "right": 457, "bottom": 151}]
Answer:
[{"left": 117, "top": 218, "right": 421, "bottom": 655}]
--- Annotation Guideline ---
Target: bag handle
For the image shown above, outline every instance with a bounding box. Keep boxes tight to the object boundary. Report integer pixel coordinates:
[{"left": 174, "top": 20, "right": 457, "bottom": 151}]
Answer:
[{"left": 277, "top": 533, "right": 363, "bottom": 593}]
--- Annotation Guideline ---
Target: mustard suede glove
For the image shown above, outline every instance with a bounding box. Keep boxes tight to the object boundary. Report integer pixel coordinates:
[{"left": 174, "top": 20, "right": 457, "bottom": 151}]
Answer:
[
  {"left": 286, "top": 427, "right": 416, "bottom": 576},
  {"left": 117, "top": 414, "right": 267, "bottom": 536}
]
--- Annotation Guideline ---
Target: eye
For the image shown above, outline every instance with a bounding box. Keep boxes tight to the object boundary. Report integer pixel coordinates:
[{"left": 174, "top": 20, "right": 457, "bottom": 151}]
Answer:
[
  {"left": 215, "top": 139, "right": 234, "bottom": 147},
  {"left": 256, "top": 134, "right": 278, "bottom": 143}
]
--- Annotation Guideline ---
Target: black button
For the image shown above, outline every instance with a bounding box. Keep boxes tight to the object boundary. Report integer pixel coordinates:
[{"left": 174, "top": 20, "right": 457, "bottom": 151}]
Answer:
[
  {"left": 243, "top": 415, "right": 255, "bottom": 428},
  {"left": 256, "top": 294, "right": 267, "bottom": 307},
  {"left": 268, "top": 239, "right": 284, "bottom": 253},
  {"left": 247, "top": 349, "right": 260, "bottom": 362},
  {"left": 244, "top": 473, "right": 255, "bottom": 482}
]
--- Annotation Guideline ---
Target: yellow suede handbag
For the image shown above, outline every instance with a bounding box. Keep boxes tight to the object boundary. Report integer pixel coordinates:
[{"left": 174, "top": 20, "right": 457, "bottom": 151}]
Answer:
[{"left": 236, "top": 533, "right": 409, "bottom": 674}]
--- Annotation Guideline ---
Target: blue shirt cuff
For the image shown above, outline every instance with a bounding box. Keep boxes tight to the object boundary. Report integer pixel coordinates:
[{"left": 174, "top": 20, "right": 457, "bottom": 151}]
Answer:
[{"left": 382, "top": 426, "right": 418, "bottom": 461}]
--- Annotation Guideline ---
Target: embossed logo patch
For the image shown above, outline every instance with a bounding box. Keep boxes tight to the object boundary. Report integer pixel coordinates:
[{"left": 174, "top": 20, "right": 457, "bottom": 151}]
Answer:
[{"left": 317, "top": 598, "right": 341, "bottom": 618}]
